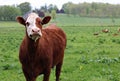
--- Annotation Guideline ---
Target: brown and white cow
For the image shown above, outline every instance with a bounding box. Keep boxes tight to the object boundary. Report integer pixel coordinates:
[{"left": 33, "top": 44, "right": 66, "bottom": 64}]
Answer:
[
  {"left": 16, "top": 13, "right": 67, "bottom": 81},
  {"left": 102, "top": 29, "right": 109, "bottom": 33}
]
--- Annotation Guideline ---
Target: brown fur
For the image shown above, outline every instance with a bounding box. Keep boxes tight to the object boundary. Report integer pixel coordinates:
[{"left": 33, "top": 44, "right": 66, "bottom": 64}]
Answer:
[
  {"left": 102, "top": 29, "right": 109, "bottom": 33},
  {"left": 93, "top": 32, "right": 99, "bottom": 35},
  {"left": 17, "top": 15, "right": 66, "bottom": 81}
]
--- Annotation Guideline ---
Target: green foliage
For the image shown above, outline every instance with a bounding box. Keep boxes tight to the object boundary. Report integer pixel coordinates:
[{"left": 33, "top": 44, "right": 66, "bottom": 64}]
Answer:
[
  {"left": 62, "top": 2, "right": 120, "bottom": 18},
  {"left": 0, "top": 2, "right": 31, "bottom": 21},
  {"left": 17, "top": 2, "right": 31, "bottom": 15},
  {"left": 62, "top": 2, "right": 72, "bottom": 15},
  {"left": 0, "top": 15, "right": 120, "bottom": 81},
  {"left": 48, "top": 4, "right": 58, "bottom": 13},
  {"left": 51, "top": 10, "right": 56, "bottom": 19},
  {"left": 0, "top": 6, "right": 21, "bottom": 21}
]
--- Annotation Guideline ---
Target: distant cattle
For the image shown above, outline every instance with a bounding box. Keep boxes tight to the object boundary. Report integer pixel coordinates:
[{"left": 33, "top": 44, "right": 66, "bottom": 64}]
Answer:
[
  {"left": 102, "top": 29, "right": 109, "bottom": 33},
  {"left": 117, "top": 28, "right": 120, "bottom": 32},
  {"left": 16, "top": 13, "right": 67, "bottom": 81},
  {"left": 93, "top": 32, "right": 99, "bottom": 36},
  {"left": 113, "top": 33, "right": 119, "bottom": 36}
]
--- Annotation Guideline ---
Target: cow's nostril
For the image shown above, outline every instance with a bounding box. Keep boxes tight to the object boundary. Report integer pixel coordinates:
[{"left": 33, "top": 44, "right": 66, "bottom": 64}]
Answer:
[
  {"left": 32, "top": 29, "right": 40, "bottom": 33},
  {"left": 32, "top": 29, "right": 35, "bottom": 32},
  {"left": 30, "top": 34, "right": 32, "bottom": 37},
  {"left": 38, "top": 30, "right": 40, "bottom": 32}
]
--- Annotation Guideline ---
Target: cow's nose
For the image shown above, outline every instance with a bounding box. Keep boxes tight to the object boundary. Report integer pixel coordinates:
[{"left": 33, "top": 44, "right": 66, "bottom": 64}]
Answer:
[{"left": 32, "top": 28, "right": 40, "bottom": 33}]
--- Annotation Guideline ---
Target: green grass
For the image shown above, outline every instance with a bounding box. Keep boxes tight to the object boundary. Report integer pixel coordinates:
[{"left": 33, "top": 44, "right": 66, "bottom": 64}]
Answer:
[
  {"left": 54, "top": 14, "right": 120, "bottom": 26},
  {"left": 0, "top": 14, "right": 120, "bottom": 81}
]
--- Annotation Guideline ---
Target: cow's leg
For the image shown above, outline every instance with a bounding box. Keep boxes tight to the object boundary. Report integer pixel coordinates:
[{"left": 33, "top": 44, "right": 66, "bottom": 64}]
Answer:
[
  {"left": 22, "top": 68, "right": 30, "bottom": 81},
  {"left": 22, "top": 68, "right": 36, "bottom": 81},
  {"left": 43, "top": 68, "right": 51, "bottom": 81},
  {"left": 55, "top": 61, "right": 63, "bottom": 81}
]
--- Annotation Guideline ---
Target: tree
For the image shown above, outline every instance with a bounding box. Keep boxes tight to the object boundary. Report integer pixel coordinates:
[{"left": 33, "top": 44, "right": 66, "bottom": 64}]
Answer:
[
  {"left": 0, "top": 6, "right": 21, "bottom": 21},
  {"left": 48, "top": 4, "right": 58, "bottom": 13},
  {"left": 40, "top": 4, "right": 48, "bottom": 12},
  {"left": 18, "top": 2, "right": 31, "bottom": 15},
  {"left": 62, "top": 2, "right": 73, "bottom": 15},
  {"left": 51, "top": 10, "right": 56, "bottom": 19},
  {"left": 62, "top": 2, "right": 120, "bottom": 18},
  {"left": 56, "top": 9, "right": 65, "bottom": 13},
  {"left": 33, "top": 9, "right": 45, "bottom": 17},
  {"left": 60, "top": 9, "right": 65, "bottom": 13}
]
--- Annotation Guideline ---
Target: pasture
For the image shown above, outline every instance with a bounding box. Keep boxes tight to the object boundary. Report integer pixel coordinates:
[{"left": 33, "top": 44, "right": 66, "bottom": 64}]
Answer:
[{"left": 0, "top": 14, "right": 120, "bottom": 81}]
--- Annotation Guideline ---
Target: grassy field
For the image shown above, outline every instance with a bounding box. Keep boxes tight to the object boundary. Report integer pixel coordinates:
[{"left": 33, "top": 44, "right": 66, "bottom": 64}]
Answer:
[{"left": 0, "top": 14, "right": 120, "bottom": 81}]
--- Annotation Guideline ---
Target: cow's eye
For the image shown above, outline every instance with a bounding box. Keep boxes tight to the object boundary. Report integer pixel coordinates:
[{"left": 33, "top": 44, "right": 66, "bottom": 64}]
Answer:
[{"left": 26, "top": 22, "right": 30, "bottom": 26}]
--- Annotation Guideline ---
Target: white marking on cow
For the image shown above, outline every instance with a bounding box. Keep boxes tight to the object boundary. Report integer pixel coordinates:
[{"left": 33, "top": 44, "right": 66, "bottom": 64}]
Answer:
[{"left": 26, "top": 13, "right": 42, "bottom": 41}]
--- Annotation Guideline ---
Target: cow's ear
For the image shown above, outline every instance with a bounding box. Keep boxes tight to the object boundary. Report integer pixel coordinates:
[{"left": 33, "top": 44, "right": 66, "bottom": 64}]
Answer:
[
  {"left": 16, "top": 16, "right": 26, "bottom": 26},
  {"left": 41, "top": 16, "right": 51, "bottom": 25}
]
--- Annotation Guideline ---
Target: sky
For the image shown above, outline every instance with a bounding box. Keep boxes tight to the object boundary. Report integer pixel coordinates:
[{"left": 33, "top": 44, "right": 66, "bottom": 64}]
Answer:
[{"left": 0, "top": 0, "right": 120, "bottom": 9}]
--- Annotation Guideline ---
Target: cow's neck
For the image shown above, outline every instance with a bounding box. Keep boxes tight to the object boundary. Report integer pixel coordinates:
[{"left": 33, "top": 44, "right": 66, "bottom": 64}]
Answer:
[
  {"left": 26, "top": 36, "right": 39, "bottom": 54},
  {"left": 25, "top": 36, "right": 39, "bottom": 67}
]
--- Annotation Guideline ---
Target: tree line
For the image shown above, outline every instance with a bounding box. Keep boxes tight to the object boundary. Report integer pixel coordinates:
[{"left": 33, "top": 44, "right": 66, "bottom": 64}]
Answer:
[
  {"left": 62, "top": 2, "right": 120, "bottom": 18},
  {"left": 1, "top": 2, "right": 120, "bottom": 21},
  {"left": 0, "top": 2, "right": 60, "bottom": 21},
  {"left": 0, "top": 2, "right": 32, "bottom": 21}
]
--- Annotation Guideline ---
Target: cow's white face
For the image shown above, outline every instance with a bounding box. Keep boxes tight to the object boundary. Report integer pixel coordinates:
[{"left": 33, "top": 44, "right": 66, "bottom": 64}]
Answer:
[
  {"left": 25, "top": 13, "right": 42, "bottom": 41},
  {"left": 16, "top": 12, "right": 51, "bottom": 42}
]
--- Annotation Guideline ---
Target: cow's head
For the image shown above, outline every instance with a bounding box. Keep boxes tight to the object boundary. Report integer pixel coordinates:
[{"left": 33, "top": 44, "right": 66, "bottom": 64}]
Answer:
[{"left": 16, "top": 13, "right": 51, "bottom": 41}]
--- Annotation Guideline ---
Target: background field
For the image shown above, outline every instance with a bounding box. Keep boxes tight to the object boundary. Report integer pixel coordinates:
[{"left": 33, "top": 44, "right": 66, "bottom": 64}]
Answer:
[{"left": 0, "top": 14, "right": 120, "bottom": 81}]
